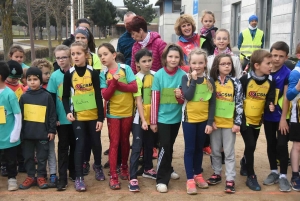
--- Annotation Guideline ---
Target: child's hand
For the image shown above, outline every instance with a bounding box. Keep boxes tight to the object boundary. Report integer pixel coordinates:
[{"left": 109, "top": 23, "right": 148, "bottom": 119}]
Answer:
[
  {"left": 113, "top": 73, "right": 121, "bottom": 80},
  {"left": 67, "top": 113, "right": 75, "bottom": 122},
  {"left": 232, "top": 125, "right": 240, "bottom": 133},
  {"left": 191, "top": 70, "right": 197, "bottom": 80},
  {"left": 212, "top": 122, "right": 217, "bottom": 130},
  {"left": 174, "top": 88, "right": 181, "bottom": 98},
  {"left": 56, "top": 121, "right": 60, "bottom": 126},
  {"left": 48, "top": 133, "right": 55, "bottom": 141},
  {"left": 141, "top": 121, "right": 148, "bottom": 130},
  {"left": 150, "top": 124, "right": 158, "bottom": 133},
  {"left": 96, "top": 121, "right": 103, "bottom": 132},
  {"left": 269, "top": 102, "right": 275, "bottom": 112},
  {"left": 205, "top": 125, "right": 212, "bottom": 134},
  {"left": 296, "top": 79, "right": 300, "bottom": 91},
  {"left": 279, "top": 119, "right": 289, "bottom": 135}
]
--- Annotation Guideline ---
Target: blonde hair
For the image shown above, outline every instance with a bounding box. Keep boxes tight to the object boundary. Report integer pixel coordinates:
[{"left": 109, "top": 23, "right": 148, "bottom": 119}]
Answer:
[
  {"left": 201, "top": 10, "right": 216, "bottom": 23},
  {"left": 215, "top": 28, "right": 232, "bottom": 50},
  {"left": 174, "top": 14, "right": 196, "bottom": 36},
  {"left": 31, "top": 58, "right": 53, "bottom": 71},
  {"left": 187, "top": 48, "right": 213, "bottom": 93}
]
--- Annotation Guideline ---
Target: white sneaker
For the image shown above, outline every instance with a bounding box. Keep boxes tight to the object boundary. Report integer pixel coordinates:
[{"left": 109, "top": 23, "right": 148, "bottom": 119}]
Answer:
[
  {"left": 8, "top": 178, "right": 18, "bottom": 191},
  {"left": 171, "top": 171, "right": 180, "bottom": 180},
  {"left": 156, "top": 183, "right": 168, "bottom": 193}
]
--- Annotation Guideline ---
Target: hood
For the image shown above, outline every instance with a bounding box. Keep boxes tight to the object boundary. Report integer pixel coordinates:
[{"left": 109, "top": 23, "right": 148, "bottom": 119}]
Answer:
[{"left": 148, "top": 32, "right": 162, "bottom": 45}]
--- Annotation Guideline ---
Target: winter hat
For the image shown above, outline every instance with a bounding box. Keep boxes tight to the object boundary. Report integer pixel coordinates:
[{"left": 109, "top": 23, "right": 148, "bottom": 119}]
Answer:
[
  {"left": 249, "top": 15, "right": 258, "bottom": 23},
  {"left": 26, "top": 67, "right": 43, "bottom": 85},
  {"left": 74, "top": 26, "right": 89, "bottom": 39},
  {"left": 7, "top": 60, "right": 23, "bottom": 78}
]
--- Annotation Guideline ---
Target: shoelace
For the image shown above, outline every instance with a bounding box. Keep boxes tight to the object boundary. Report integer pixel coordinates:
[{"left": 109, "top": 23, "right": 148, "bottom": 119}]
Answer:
[
  {"left": 226, "top": 181, "right": 234, "bottom": 187},
  {"left": 23, "top": 177, "right": 34, "bottom": 185},
  {"left": 37, "top": 177, "right": 46, "bottom": 184},
  {"left": 130, "top": 180, "right": 138, "bottom": 186},
  {"left": 147, "top": 169, "right": 156, "bottom": 174},
  {"left": 211, "top": 174, "right": 219, "bottom": 179}
]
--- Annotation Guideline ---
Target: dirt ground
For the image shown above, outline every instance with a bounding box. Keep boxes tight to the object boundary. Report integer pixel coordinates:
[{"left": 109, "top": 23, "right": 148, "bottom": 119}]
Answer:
[{"left": 0, "top": 124, "right": 299, "bottom": 201}]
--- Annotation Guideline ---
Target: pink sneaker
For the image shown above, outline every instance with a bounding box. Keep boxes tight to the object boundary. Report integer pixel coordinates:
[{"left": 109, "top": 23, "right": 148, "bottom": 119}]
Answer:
[{"left": 194, "top": 174, "right": 208, "bottom": 189}]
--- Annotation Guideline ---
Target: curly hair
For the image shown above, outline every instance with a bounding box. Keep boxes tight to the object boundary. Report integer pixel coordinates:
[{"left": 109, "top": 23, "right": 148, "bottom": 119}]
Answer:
[
  {"left": 31, "top": 58, "right": 53, "bottom": 71},
  {"left": 174, "top": 14, "right": 196, "bottom": 36}
]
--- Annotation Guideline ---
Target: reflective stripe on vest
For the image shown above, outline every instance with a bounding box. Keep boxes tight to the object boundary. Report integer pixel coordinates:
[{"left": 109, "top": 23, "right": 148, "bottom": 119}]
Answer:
[{"left": 240, "top": 29, "right": 263, "bottom": 59}]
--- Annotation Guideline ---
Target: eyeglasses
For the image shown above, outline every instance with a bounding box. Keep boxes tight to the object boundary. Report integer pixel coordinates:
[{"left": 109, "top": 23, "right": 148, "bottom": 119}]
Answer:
[
  {"left": 56, "top": 56, "right": 69, "bottom": 61},
  {"left": 219, "top": 62, "right": 232, "bottom": 67}
]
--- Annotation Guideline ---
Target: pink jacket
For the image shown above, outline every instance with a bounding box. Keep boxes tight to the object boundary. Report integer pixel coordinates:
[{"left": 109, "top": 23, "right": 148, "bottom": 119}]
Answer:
[{"left": 131, "top": 32, "right": 167, "bottom": 74}]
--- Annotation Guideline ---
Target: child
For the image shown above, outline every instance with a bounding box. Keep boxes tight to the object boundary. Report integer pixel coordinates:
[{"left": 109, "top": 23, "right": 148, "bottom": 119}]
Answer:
[
  {"left": 208, "top": 54, "right": 243, "bottom": 193},
  {"left": 0, "top": 61, "right": 22, "bottom": 191},
  {"left": 47, "top": 45, "right": 76, "bottom": 191},
  {"left": 98, "top": 43, "right": 137, "bottom": 190},
  {"left": 150, "top": 44, "right": 186, "bottom": 193},
  {"left": 199, "top": 10, "right": 218, "bottom": 56},
  {"left": 20, "top": 68, "right": 28, "bottom": 87},
  {"left": 8, "top": 45, "right": 29, "bottom": 69},
  {"left": 62, "top": 41, "right": 104, "bottom": 192},
  {"left": 181, "top": 48, "right": 216, "bottom": 195},
  {"left": 19, "top": 67, "right": 56, "bottom": 190},
  {"left": 239, "top": 49, "right": 276, "bottom": 191},
  {"left": 263, "top": 41, "right": 291, "bottom": 192},
  {"left": 207, "top": 29, "right": 243, "bottom": 78},
  {"left": 129, "top": 49, "right": 157, "bottom": 192},
  {"left": 31, "top": 59, "right": 52, "bottom": 89},
  {"left": 286, "top": 42, "right": 300, "bottom": 191}
]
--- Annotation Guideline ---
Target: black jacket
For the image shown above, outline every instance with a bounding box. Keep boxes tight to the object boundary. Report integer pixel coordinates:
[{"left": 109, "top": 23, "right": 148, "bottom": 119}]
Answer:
[{"left": 20, "top": 88, "right": 56, "bottom": 140}]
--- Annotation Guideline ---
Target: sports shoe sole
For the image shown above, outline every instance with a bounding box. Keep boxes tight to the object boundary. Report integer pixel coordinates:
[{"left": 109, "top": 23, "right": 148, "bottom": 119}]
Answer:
[
  {"left": 263, "top": 180, "right": 279, "bottom": 186},
  {"left": 225, "top": 188, "right": 235, "bottom": 193},
  {"left": 279, "top": 187, "right": 291, "bottom": 192},
  {"left": 142, "top": 173, "right": 156, "bottom": 180},
  {"left": 128, "top": 185, "right": 140, "bottom": 192},
  {"left": 76, "top": 187, "right": 86, "bottom": 192},
  {"left": 290, "top": 182, "right": 300, "bottom": 191},
  {"left": 207, "top": 180, "right": 222, "bottom": 185}
]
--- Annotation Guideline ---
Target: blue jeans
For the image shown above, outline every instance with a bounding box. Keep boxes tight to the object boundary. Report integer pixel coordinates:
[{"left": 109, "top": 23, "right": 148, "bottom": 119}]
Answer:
[{"left": 182, "top": 121, "right": 207, "bottom": 179}]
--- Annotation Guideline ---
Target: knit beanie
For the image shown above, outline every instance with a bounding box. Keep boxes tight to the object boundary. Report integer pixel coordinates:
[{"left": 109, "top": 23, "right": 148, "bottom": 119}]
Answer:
[
  {"left": 7, "top": 60, "right": 23, "bottom": 78},
  {"left": 26, "top": 67, "right": 43, "bottom": 85},
  {"left": 74, "top": 26, "right": 89, "bottom": 39},
  {"left": 249, "top": 15, "right": 258, "bottom": 23}
]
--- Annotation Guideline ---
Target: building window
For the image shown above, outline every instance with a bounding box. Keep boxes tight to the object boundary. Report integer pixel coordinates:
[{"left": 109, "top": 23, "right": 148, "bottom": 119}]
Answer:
[
  {"left": 257, "top": 0, "right": 272, "bottom": 48},
  {"left": 231, "top": 2, "right": 241, "bottom": 47},
  {"left": 173, "top": 0, "right": 181, "bottom": 13}
]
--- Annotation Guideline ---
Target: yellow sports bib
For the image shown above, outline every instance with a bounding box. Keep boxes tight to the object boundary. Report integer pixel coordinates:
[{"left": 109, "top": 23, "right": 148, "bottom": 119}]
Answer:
[
  {"left": 0, "top": 106, "right": 6, "bottom": 124},
  {"left": 24, "top": 104, "right": 46, "bottom": 123},
  {"left": 15, "top": 87, "right": 23, "bottom": 101},
  {"left": 142, "top": 74, "right": 154, "bottom": 125}
]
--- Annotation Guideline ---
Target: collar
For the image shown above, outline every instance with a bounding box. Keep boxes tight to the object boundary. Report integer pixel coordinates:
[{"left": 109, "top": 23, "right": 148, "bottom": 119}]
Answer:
[{"left": 164, "top": 66, "right": 178, "bottom": 75}]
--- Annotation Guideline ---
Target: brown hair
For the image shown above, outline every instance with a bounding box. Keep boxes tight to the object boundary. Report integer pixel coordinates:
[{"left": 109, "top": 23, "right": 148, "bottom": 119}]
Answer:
[
  {"left": 8, "top": 45, "right": 25, "bottom": 57},
  {"left": 174, "top": 14, "right": 196, "bottom": 36},
  {"left": 20, "top": 68, "right": 28, "bottom": 85},
  {"left": 54, "top": 45, "right": 71, "bottom": 56},
  {"left": 209, "top": 54, "right": 236, "bottom": 80},
  {"left": 98, "top": 43, "right": 116, "bottom": 54},
  {"left": 31, "top": 58, "right": 53, "bottom": 71},
  {"left": 250, "top": 49, "right": 272, "bottom": 71},
  {"left": 296, "top": 42, "right": 300, "bottom": 54},
  {"left": 201, "top": 10, "right": 216, "bottom": 23},
  {"left": 270, "top": 41, "right": 289, "bottom": 55},
  {"left": 215, "top": 29, "right": 232, "bottom": 51},
  {"left": 161, "top": 43, "right": 185, "bottom": 67}
]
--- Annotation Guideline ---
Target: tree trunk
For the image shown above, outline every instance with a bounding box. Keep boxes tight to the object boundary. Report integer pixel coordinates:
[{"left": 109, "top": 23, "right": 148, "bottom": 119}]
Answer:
[
  {"left": 56, "top": 16, "right": 62, "bottom": 44},
  {"left": 55, "top": 26, "right": 57, "bottom": 40},
  {"left": 26, "top": 0, "right": 36, "bottom": 61},
  {"left": 33, "top": 27, "right": 36, "bottom": 40},
  {"left": 46, "top": 0, "right": 52, "bottom": 60},
  {"left": 0, "top": 0, "right": 13, "bottom": 61},
  {"left": 38, "top": 27, "right": 43, "bottom": 40}
]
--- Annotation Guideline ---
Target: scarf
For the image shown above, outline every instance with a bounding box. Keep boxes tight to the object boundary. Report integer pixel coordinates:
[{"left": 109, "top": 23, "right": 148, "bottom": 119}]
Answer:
[
  {"left": 248, "top": 25, "right": 257, "bottom": 30},
  {"left": 183, "top": 33, "right": 197, "bottom": 42},
  {"left": 250, "top": 70, "right": 266, "bottom": 81},
  {"left": 200, "top": 26, "right": 215, "bottom": 36},
  {"left": 213, "top": 47, "right": 232, "bottom": 56},
  {"left": 138, "top": 32, "right": 151, "bottom": 48},
  {"left": 5, "top": 80, "right": 19, "bottom": 86}
]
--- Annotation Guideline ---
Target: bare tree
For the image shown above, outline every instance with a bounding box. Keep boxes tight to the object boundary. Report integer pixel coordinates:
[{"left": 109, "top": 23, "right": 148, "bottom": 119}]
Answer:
[
  {"left": 26, "top": 0, "right": 36, "bottom": 60},
  {"left": 0, "top": 0, "right": 13, "bottom": 60},
  {"left": 46, "top": 0, "right": 52, "bottom": 60}
]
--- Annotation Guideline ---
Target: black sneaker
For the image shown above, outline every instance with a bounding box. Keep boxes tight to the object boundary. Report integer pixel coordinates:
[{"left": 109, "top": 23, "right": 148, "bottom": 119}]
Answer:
[
  {"left": 18, "top": 163, "right": 26, "bottom": 173},
  {"left": 83, "top": 162, "right": 90, "bottom": 175},
  {"left": 240, "top": 158, "right": 247, "bottom": 176},
  {"left": 207, "top": 173, "right": 222, "bottom": 185},
  {"left": 128, "top": 179, "right": 140, "bottom": 192},
  {"left": 136, "top": 166, "right": 144, "bottom": 176},
  {"left": 246, "top": 175, "right": 261, "bottom": 191},
  {"left": 57, "top": 179, "right": 67, "bottom": 191},
  {"left": 104, "top": 149, "right": 109, "bottom": 155},
  {"left": 225, "top": 180, "right": 235, "bottom": 193},
  {"left": 1, "top": 165, "right": 8, "bottom": 177}
]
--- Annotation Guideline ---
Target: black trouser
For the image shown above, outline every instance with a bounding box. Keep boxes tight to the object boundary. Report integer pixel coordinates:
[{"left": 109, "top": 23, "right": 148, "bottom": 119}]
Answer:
[
  {"left": 57, "top": 124, "right": 76, "bottom": 181},
  {"left": 241, "top": 126, "right": 260, "bottom": 176},
  {"left": 83, "top": 135, "right": 92, "bottom": 163},
  {"left": 156, "top": 122, "right": 180, "bottom": 185},
  {"left": 264, "top": 120, "right": 289, "bottom": 174},
  {"left": 130, "top": 124, "right": 155, "bottom": 180},
  {"left": 2, "top": 146, "right": 18, "bottom": 178},
  {"left": 204, "top": 134, "right": 210, "bottom": 147},
  {"left": 23, "top": 139, "right": 49, "bottom": 177},
  {"left": 72, "top": 120, "right": 102, "bottom": 177}
]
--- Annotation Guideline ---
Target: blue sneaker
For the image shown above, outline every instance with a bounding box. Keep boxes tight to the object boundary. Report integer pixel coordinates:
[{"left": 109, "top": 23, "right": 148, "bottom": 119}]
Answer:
[
  {"left": 291, "top": 176, "right": 300, "bottom": 191},
  {"left": 93, "top": 164, "right": 105, "bottom": 181},
  {"left": 74, "top": 177, "right": 86, "bottom": 192},
  {"left": 48, "top": 175, "right": 58, "bottom": 188},
  {"left": 246, "top": 175, "right": 261, "bottom": 191}
]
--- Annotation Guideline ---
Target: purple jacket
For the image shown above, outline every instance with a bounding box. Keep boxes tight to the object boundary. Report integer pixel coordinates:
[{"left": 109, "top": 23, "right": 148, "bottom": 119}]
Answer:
[{"left": 131, "top": 32, "right": 167, "bottom": 74}]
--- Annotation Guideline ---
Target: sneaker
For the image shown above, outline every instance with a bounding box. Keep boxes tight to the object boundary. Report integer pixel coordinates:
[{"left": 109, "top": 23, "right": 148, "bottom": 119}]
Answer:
[
  {"left": 142, "top": 169, "right": 157, "bottom": 180},
  {"left": 74, "top": 177, "right": 86, "bottom": 192},
  {"left": 156, "top": 183, "right": 168, "bottom": 193},
  {"left": 104, "top": 161, "right": 110, "bottom": 169},
  {"left": 203, "top": 146, "right": 211, "bottom": 155},
  {"left": 93, "top": 164, "right": 105, "bottom": 181},
  {"left": 186, "top": 179, "right": 197, "bottom": 195},
  {"left": 136, "top": 166, "right": 144, "bottom": 176},
  {"left": 278, "top": 177, "right": 291, "bottom": 192},
  {"left": 19, "top": 177, "right": 37, "bottom": 189},
  {"left": 225, "top": 180, "right": 235, "bottom": 193},
  {"left": 120, "top": 165, "right": 129, "bottom": 180},
  {"left": 8, "top": 178, "right": 18, "bottom": 191},
  {"left": 290, "top": 176, "right": 300, "bottom": 191},
  {"left": 152, "top": 148, "right": 158, "bottom": 159},
  {"left": 104, "top": 149, "right": 109, "bottom": 155},
  {"left": 48, "top": 175, "right": 58, "bottom": 188},
  {"left": 1, "top": 165, "right": 8, "bottom": 177},
  {"left": 18, "top": 163, "right": 26, "bottom": 173},
  {"left": 57, "top": 179, "right": 67, "bottom": 191},
  {"left": 240, "top": 158, "right": 248, "bottom": 176},
  {"left": 207, "top": 173, "right": 222, "bottom": 185},
  {"left": 263, "top": 172, "right": 279, "bottom": 185},
  {"left": 109, "top": 176, "right": 121, "bottom": 190},
  {"left": 69, "top": 172, "right": 76, "bottom": 182},
  {"left": 171, "top": 171, "right": 180, "bottom": 180},
  {"left": 83, "top": 162, "right": 90, "bottom": 175},
  {"left": 194, "top": 174, "right": 209, "bottom": 189},
  {"left": 128, "top": 179, "right": 140, "bottom": 192},
  {"left": 246, "top": 175, "right": 261, "bottom": 191},
  {"left": 37, "top": 177, "right": 48, "bottom": 189}
]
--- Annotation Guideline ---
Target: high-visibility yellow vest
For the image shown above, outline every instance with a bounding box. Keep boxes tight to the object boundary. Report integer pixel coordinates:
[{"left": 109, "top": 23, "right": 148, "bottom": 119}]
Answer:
[{"left": 240, "top": 28, "right": 263, "bottom": 59}]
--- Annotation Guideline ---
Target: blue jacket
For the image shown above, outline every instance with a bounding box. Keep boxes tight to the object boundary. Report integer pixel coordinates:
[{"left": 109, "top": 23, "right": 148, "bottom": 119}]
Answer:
[
  {"left": 117, "top": 31, "right": 135, "bottom": 66},
  {"left": 237, "top": 28, "right": 264, "bottom": 50}
]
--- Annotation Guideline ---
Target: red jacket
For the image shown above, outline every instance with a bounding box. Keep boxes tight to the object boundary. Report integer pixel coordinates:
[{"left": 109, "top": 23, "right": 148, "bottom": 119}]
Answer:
[{"left": 131, "top": 32, "right": 167, "bottom": 74}]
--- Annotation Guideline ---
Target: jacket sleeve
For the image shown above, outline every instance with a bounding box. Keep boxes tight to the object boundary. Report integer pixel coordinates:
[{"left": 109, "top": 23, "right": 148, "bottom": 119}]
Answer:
[
  {"left": 233, "top": 78, "right": 243, "bottom": 126},
  {"left": 130, "top": 46, "right": 137, "bottom": 74},
  {"left": 261, "top": 34, "right": 264, "bottom": 48},
  {"left": 150, "top": 90, "right": 160, "bottom": 125},
  {"left": 62, "top": 71, "right": 72, "bottom": 114},
  {"left": 287, "top": 70, "right": 300, "bottom": 101},
  {"left": 116, "top": 80, "right": 138, "bottom": 93},
  {"left": 101, "top": 78, "right": 118, "bottom": 101},
  {"left": 47, "top": 93, "right": 57, "bottom": 134},
  {"left": 237, "top": 32, "right": 243, "bottom": 50},
  {"left": 207, "top": 78, "right": 216, "bottom": 126},
  {"left": 181, "top": 75, "right": 197, "bottom": 101},
  {"left": 19, "top": 96, "right": 25, "bottom": 138},
  {"left": 92, "top": 70, "right": 104, "bottom": 122},
  {"left": 265, "top": 78, "right": 276, "bottom": 112},
  {"left": 158, "top": 39, "right": 167, "bottom": 61}
]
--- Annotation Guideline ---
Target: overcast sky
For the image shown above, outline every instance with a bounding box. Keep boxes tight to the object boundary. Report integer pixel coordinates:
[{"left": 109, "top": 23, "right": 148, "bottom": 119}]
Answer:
[{"left": 108, "top": 0, "right": 158, "bottom": 7}]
